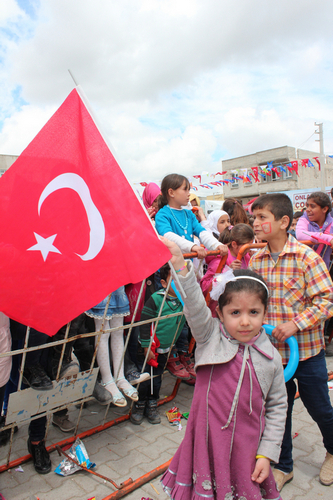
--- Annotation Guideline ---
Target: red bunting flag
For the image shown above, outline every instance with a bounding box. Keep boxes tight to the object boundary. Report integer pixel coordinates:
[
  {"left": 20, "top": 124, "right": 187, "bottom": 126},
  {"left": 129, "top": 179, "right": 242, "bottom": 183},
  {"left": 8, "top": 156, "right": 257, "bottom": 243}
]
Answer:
[
  {"left": 0, "top": 88, "right": 171, "bottom": 336},
  {"left": 140, "top": 182, "right": 148, "bottom": 187},
  {"left": 215, "top": 171, "right": 227, "bottom": 176},
  {"left": 271, "top": 167, "right": 281, "bottom": 177},
  {"left": 250, "top": 167, "right": 260, "bottom": 183},
  {"left": 193, "top": 175, "right": 201, "bottom": 183},
  {"left": 301, "top": 159, "right": 309, "bottom": 167},
  {"left": 313, "top": 157, "right": 321, "bottom": 171},
  {"left": 291, "top": 160, "right": 299, "bottom": 176}
]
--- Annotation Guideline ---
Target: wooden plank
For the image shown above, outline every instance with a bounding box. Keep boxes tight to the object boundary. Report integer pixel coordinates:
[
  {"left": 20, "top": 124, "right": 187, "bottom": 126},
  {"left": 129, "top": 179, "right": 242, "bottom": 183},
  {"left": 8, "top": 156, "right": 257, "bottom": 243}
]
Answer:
[{"left": 5, "top": 368, "right": 98, "bottom": 424}]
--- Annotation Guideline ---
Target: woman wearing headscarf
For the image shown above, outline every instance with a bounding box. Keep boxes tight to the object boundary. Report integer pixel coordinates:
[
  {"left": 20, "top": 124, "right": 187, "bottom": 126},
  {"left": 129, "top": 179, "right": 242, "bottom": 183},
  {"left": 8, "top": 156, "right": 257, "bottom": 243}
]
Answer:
[{"left": 142, "top": 183, "right": 161, "bottom": 219}]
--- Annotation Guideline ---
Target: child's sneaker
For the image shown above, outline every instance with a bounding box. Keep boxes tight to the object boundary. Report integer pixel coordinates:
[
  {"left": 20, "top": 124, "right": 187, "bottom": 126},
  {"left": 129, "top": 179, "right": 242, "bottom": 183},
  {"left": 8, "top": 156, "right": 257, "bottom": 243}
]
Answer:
[
  {"left": 126, "top": 370, "right": 151, "bottom": 385},
  {"left": 145, "top": 399, "right": 161, "bottom": 424},
  {"left": 130, "top": 401, "right": 146, "bottom": 425},
  {"left": 167, "top": 355, "right": 191, "bottom": 380},
  {"left": 179, "top": 353, "right": 196, "bottom": 378}
]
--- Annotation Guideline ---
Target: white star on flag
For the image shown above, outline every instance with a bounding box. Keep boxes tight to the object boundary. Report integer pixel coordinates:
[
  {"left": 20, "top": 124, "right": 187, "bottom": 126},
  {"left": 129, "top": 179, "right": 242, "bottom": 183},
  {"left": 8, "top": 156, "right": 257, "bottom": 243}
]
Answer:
[{"left": 27, "top": 233, "right": 62, "bottom": 261}]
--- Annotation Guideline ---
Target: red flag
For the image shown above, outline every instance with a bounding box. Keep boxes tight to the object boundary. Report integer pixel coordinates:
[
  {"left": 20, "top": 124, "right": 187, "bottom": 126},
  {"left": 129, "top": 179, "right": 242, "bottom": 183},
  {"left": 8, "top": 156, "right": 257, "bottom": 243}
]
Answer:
[
  {"left": 291, "top": 160, "right": 299, "bottom": 176},
  {"left": 0, "top": 88, "right": 171, "bottom": 336},
  {"left": 193, "top": 175, "right": 201, "bottom": 183},
  {"left": 271, "top": 167, "right": 281, "bottom": 177},
  {"left": 140, "top": 182, "right": 148, "bottom": 187},
  {"left": 215, "top": 171, "right": 227, "bottom": 176},
  {"left": 313, "top": 157, "right": 321, "bottom": 171},
  {"left": 250, "top": 167, "right": 260, "bottom": 183}
]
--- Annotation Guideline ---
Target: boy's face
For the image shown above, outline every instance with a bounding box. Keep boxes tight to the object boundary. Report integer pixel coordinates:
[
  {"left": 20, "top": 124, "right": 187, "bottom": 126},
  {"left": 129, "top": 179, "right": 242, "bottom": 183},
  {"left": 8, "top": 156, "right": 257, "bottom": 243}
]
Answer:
[
  {"left": 252, "top": 206, "right": 289, "bottom": 241},
  {"left": 160, "top": 272, "right": 176, "bottom": 297}
]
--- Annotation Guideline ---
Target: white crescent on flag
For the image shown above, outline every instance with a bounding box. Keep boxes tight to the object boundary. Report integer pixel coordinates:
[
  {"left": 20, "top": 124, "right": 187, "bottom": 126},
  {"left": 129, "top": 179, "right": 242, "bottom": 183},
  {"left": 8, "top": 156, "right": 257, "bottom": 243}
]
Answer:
[{"left": 28, "top": 173, "right": 105, "bottom": 261}]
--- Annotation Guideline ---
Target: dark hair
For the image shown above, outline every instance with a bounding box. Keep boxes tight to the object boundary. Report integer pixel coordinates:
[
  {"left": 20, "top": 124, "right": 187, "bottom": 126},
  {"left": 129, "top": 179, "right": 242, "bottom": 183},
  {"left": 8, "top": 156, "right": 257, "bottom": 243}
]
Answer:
[
  {"left": 307, "top": 191, "right": 332, "bottom": 213},
  {"left": 331, "top": 187, "right": 333, "bottom": 199},
  {"left": 159, "top": 262, "right": 171, "bottom": 282},
  {"left": 159, "top": 174, "right": 190, "bottom": 209},
  {"left": 293, "top": 211, "right": 303, "bottom": 219},
  {"left": 219, "top": 223, "right": 254, "bottom": 246},
  {"left": 218, "top": 269, "right": 269, "bottom": 310},
  {"left": 252, "top": 193, "right": 293, "bottom": 230},
  {"left": 223, "top": 198, "right": 249, "bottom": 225}
]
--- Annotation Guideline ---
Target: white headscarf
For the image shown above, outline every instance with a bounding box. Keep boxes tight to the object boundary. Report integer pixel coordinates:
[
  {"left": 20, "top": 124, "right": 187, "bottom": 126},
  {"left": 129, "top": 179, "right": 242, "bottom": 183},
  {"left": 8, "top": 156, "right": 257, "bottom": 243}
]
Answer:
[{"left": 205, "top": 210, "right": 229, "bottom": 235}]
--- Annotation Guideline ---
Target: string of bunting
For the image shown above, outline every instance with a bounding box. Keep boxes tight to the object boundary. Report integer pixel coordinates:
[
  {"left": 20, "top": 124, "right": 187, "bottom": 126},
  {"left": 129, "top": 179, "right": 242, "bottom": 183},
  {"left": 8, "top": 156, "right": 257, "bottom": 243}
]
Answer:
[{"left": 136, "top": 158, "right": 323, "bottom": 189}]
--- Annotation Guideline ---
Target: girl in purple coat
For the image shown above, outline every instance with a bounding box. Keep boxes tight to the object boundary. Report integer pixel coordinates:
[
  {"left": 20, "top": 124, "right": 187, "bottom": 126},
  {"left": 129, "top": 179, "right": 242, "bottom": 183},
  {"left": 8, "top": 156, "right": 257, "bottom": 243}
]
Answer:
[{"left": 161, "top": 238, "right": 287, "bottom": 500}]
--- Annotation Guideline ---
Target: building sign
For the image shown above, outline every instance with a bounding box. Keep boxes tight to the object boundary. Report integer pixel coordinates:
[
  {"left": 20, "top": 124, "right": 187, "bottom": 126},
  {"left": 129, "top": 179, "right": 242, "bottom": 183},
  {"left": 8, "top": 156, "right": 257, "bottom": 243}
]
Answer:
[
  {"left": 269, "top": 187, "right": 333, "bottom": 211},
  {"left": 293, "top": 188, "right": 332, "bottom": 210}
]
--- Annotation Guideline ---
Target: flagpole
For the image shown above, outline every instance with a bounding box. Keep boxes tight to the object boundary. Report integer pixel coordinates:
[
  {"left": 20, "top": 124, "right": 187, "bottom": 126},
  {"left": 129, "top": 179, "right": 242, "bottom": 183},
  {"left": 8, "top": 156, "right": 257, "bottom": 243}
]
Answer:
[{"left": 68, "top": 69, "right": 79, "bottom": 86}]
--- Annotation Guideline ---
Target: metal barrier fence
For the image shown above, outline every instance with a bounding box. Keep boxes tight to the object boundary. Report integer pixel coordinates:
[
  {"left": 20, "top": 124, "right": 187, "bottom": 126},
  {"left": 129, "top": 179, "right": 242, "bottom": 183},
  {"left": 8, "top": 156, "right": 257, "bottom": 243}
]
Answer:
[
  {"left": 0, "top": 249, "right": 224, "bottom": 496},
  {"left": 1, "top": 240, "right": 332, "bottom": 499}
]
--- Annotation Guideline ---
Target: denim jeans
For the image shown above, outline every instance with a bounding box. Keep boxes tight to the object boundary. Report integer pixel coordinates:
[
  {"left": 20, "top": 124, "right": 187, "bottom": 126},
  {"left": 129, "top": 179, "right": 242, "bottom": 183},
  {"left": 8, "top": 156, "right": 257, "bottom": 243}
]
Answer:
[{"left": 276, "top": 349, "right": 333, "bottom": 473}]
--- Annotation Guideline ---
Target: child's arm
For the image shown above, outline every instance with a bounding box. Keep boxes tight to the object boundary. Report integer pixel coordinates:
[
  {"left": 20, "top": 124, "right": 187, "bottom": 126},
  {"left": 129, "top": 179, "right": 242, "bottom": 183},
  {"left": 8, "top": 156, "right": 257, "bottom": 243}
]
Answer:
[
  {"left": 200, "top": 257, "right": 220, "bottom": 296},
  {"left": 161, "top": 237, "right": 216, "bottom": 344},
  {"left": 273, "top": 252, "right": 333, "bottom": 342},
  {"left": 296, "top": 215, "right": 333, "bottom": 246}
]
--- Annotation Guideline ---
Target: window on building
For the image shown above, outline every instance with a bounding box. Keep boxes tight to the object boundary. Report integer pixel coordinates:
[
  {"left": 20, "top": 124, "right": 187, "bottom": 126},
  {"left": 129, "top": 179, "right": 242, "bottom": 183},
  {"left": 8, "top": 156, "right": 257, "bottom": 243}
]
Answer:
[
  {"left": 259, "top": 168, "right": 269, "bottom": 183},
  {"left": 231, "top": 174, "right": 239, "bottom": 188},
  {"left": 285, "top": 168, "right": 293, "bottom": 179}
]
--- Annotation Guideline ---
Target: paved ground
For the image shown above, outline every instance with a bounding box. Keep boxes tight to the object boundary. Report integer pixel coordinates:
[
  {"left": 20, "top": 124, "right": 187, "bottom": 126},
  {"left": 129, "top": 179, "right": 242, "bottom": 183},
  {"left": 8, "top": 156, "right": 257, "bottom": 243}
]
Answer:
[{"left": 1, "top": 358, "right": 333, "bottom": 500}]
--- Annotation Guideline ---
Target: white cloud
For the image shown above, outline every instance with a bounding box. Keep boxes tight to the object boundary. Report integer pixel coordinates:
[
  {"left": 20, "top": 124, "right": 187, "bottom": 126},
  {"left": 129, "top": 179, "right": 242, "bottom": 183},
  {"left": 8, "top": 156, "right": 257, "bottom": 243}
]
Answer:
[
  {"left": 0, "top": 0, "right": 23, "bottom": 24},
  {"left": 0, "top": 104, "right": 56, "bottom": 155},
  {"left": 1, "top": 0, "right": 333, "bottom": 185}
]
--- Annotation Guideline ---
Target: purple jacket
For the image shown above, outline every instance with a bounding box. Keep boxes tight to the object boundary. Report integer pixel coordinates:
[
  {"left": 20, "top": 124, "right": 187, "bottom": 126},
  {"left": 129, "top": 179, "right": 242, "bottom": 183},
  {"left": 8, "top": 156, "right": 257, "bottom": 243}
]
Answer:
[{"left": 296, "top": 212, "right": 333, "bottom": 269}]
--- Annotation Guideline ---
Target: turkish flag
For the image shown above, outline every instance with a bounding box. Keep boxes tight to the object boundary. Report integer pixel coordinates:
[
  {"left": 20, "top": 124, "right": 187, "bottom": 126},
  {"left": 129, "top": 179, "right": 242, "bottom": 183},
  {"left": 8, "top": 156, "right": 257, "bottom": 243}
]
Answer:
[{"left": 0, "top": 87, "right": 171, "bottom": 335}]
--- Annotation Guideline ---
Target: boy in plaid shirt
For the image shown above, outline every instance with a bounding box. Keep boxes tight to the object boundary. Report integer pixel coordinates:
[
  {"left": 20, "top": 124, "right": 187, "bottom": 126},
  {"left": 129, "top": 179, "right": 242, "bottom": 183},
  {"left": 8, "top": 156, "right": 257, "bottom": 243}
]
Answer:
[{"left": 250, "top": 193, "right": 333, "bottom": 491}]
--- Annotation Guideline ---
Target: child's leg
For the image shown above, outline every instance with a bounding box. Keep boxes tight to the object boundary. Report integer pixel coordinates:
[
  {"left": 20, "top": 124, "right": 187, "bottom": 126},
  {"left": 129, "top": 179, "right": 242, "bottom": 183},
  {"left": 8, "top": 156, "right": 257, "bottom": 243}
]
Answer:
[
  {"left": 94, "top": 318, "right": 126, "bottom": 407},
  {"left": 274, "top": 377, "right": 297, "bottom": 474},
  {"left": 109, "top": 317, "right": 138, "bottom": 401}
]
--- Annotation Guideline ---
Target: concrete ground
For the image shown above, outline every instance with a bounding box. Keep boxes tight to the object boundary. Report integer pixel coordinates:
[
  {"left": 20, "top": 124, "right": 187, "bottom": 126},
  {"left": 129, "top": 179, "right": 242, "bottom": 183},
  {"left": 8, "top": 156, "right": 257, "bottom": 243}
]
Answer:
[{"left": 1, "top": 358, "right": 333, "bottom": 500}]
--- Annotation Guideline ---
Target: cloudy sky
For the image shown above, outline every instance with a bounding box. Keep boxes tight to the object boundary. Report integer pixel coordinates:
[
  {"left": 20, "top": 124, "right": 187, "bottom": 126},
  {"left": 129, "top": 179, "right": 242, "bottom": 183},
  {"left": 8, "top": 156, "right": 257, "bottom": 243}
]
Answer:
[{"left": 1, "top": 0, "right": 333, "bottom": 194}]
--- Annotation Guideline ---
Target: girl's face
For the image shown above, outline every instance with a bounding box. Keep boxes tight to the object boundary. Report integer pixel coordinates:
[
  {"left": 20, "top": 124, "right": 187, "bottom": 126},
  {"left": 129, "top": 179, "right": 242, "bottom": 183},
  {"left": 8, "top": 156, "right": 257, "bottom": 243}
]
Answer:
[
  {"left": 152, "top": 196, "right": 160, "bottom": 210},
  {"left": 217, "top": 214, "right": 230, "bottom": 233},
  {"left": 230, "top": 239, "right": 253, "bottom": 257},
  {"left": 306, "top": 200, "right": 328, "bottom": 225},
  {"left": 216, "top": 291, "right": 265, "bottom": 343},
  {"left": 168, "top": 181, "right": 190, "bottom": 208}
]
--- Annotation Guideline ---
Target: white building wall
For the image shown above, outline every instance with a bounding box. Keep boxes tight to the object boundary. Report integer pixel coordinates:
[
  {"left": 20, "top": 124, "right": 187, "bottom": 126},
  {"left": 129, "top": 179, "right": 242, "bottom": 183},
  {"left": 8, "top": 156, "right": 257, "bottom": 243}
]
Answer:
[
  {"left": 0, "top": 155, "right": 18, "bottom": 176},
  {"left": 222, "top": 146, "right": 333, "bottom": 204}
]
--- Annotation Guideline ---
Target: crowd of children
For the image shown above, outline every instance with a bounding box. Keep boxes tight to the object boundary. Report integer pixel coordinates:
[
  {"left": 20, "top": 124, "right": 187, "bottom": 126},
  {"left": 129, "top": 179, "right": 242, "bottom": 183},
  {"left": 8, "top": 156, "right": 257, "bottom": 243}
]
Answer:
[{"left": 1, "top": 176, "right": 333, "bottom": 498}]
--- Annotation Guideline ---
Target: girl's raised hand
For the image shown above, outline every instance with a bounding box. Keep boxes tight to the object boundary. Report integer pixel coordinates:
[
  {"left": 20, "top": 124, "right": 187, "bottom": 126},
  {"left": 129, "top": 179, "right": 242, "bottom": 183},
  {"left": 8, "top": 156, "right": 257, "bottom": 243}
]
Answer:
[
  {"left": 147, "top": 206, "right": 157, "bottom": 218},
  {"left": 251, "top": 457, "right": 270, "bottom": 484},
  {"left": 160, "top": 237, "right": 186, "bottom": 270}
]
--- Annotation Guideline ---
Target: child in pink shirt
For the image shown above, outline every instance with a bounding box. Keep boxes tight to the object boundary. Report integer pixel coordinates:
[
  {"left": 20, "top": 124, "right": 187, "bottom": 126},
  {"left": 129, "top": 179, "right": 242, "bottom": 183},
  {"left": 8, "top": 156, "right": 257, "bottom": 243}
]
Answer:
[{"left": 201, "top": 223, "right": 254, "bottom": 317}]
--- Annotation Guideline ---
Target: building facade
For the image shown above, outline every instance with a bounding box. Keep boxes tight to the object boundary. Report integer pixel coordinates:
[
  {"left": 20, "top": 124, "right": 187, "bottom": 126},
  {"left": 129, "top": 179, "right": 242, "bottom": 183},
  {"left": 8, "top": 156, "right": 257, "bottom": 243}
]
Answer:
[
  {"left": 222, "top": 146, "right": 333, "bottom": 205},
  {"left": 0, "top": 154, "right": 18, "bottom": 177}
]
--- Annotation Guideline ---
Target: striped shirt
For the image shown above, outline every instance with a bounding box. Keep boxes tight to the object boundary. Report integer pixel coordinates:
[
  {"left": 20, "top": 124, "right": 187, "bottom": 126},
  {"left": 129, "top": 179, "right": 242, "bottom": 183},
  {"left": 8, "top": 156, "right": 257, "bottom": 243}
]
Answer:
[{"left": 250, "top": 235, "right": 333, "bottom": 364}]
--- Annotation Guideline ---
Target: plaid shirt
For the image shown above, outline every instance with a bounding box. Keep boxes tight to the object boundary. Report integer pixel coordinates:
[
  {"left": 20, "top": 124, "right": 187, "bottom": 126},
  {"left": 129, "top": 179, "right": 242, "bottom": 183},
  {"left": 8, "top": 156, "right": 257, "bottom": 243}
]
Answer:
[{"left": 250, "top": 234, "right": 333, "bottom": 364}]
